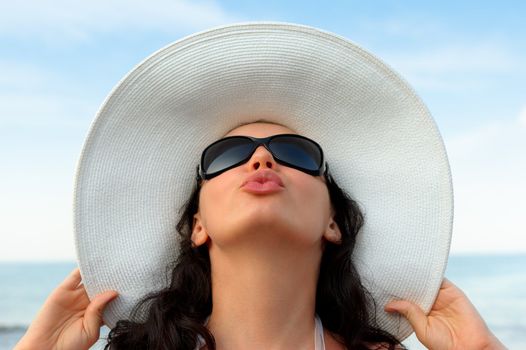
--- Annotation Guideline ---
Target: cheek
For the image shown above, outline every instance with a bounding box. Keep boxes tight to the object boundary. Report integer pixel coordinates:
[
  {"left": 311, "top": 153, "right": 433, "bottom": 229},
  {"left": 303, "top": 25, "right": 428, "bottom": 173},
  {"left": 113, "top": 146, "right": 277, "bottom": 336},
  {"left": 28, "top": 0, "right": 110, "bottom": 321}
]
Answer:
[
  {"left": 198, "top": 181, "right": 228, "bottom": 227},
  {"left": 289, "top": 176, "right": 332, "bottom": 236},
  {"left": 197, "top": 175, "right": 244, "bottom": 237}
]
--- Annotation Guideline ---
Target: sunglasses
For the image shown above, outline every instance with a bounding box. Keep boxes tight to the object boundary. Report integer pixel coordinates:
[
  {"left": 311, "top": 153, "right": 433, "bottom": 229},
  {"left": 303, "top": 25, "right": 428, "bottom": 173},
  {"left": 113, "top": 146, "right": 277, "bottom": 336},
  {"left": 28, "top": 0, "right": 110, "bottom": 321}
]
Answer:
[{"left": 196, "top": 134, "right": 328, "bottom": 180}]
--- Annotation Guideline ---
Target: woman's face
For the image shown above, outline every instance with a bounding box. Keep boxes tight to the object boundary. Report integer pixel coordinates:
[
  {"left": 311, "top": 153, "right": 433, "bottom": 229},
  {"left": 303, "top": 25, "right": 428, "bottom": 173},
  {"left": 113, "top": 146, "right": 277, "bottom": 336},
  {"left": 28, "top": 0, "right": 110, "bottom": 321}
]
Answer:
[{"left": 191, "top": 122, "right": 341, "bottom": 251}]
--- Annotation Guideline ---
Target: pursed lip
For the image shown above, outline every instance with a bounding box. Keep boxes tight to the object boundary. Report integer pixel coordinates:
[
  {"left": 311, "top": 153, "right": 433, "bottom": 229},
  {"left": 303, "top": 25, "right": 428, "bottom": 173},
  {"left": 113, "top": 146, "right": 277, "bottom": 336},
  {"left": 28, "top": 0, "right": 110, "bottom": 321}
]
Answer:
[{"left": 240, "top": 169, "right": 285, "bottom": 188}]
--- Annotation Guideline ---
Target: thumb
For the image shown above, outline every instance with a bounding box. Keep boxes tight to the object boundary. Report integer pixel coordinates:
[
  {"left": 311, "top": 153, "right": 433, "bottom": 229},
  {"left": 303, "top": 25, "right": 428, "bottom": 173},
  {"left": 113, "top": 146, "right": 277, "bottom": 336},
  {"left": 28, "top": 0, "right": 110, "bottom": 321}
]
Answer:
[
  {"left": 83, "top": 291, "right": 119, "bottom": 339},
  {"left": 385, "top": 299, "right": 428, "bottom": 338}
]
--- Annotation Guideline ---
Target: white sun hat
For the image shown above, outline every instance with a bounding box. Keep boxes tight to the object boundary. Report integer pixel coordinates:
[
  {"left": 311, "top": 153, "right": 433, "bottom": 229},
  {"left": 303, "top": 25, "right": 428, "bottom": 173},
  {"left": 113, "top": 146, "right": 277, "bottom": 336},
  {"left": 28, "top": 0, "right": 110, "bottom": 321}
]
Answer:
[{"left": 73, "top": 21, "right": 453, "bottom": 341}]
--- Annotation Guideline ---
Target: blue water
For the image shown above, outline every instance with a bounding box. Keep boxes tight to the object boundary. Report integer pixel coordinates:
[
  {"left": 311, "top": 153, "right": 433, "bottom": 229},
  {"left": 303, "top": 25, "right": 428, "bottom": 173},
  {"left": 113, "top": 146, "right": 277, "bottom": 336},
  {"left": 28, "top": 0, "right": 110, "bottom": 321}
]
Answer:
[{"left": 1, "top": 254, "right": 525, "bottom": 349}]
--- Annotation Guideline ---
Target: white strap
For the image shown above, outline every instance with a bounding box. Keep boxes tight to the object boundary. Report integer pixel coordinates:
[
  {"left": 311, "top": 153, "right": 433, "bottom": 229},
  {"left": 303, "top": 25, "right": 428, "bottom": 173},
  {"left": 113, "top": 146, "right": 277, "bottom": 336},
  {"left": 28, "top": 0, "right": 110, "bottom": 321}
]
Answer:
[
  {"left": 195, "top": 315, "right": 326, "bottom": 350},
  {"left": 315, "top": 314, "right": 326, "bottom": 350}
]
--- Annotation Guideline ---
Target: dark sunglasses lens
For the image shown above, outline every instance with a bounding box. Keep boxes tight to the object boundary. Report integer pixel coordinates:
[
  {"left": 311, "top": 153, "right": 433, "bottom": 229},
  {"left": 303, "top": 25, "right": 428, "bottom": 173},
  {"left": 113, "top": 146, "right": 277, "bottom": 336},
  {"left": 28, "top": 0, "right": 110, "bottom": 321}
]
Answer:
[
  {"left": 270, "top": 136, "right": 322, "bottom": 171},
  {"left": 203, "top": 138, "right": 253, "bottom": 175}
]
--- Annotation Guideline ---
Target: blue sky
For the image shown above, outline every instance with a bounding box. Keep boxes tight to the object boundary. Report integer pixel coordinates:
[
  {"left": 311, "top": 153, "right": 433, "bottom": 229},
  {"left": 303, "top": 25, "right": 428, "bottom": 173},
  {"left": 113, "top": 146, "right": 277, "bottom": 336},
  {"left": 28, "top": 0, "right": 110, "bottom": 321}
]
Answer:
[{"left": 1, "top": 1, "right": 525, "bottom": 261}]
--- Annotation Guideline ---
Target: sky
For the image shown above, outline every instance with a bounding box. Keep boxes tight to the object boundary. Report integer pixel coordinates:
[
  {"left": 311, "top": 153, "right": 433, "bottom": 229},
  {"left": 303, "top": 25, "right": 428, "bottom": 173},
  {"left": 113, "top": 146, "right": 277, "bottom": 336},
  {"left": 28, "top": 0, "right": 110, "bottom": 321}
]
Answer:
[{"left": 1, "top": 0, "right": 525, "bottom": 261}]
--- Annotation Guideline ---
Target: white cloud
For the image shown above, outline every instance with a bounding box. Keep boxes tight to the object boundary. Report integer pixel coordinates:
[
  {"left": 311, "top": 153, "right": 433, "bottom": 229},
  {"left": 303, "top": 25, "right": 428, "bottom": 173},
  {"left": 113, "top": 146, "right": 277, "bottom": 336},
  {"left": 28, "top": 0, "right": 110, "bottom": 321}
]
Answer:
[
  {"left": 0, "top": 65, "right": 87, "bottom": 261},
  {"left": 0, "top": 60, "right": 99, "bottom": 128},
  {"left": 356, "top": 17, "right": 444, "bottom": 40},
  {"left": 0, "top": 93, "right": 92, "bottom": 128},
  {"left": 0, "top": 0, "right": 242, "bottom": 41},
  {"left": 0, "top": 130, "right": 83, "bottom": 261},
  {"left": 394, "top": 42, "right": 519, "bottom": 74},
  {"left": 445, "top": 110, "right": 526, "bottom": 253},
  {"left": 383, "top": 41, "right": 523, "bottom": 92},
  {"left": 0, "top": 175, "right": 76, "bottom": 261},
  {"left": 0, "top": 61, "right": 52, "bottom": 89},
  {"left": 519, "top": 106, "right": 526, "bottom": 128},
  {"left": 354, "top": 17, "right": 523, "bottom": 83}
]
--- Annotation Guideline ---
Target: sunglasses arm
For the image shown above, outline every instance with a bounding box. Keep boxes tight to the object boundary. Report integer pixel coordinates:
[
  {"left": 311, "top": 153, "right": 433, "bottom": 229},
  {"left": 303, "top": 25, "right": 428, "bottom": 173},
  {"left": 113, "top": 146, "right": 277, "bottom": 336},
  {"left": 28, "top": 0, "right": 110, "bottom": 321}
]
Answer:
[
  {"left": 195, "top": 164, "right": 203, "bottom": 182},
  {"left": 323, "top": 161, "right": 329, "bottom": 178}
]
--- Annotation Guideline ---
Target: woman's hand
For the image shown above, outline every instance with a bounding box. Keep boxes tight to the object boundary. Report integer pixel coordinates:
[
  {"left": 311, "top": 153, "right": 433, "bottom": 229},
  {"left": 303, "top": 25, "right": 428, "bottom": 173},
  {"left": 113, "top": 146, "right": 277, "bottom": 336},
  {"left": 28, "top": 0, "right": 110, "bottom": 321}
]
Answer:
[
  {"left": 14, "top": 267, "right": 119, "bottom": 350},
  {"left": 384, "top": 278, "right": 506, "bottom": 350}
]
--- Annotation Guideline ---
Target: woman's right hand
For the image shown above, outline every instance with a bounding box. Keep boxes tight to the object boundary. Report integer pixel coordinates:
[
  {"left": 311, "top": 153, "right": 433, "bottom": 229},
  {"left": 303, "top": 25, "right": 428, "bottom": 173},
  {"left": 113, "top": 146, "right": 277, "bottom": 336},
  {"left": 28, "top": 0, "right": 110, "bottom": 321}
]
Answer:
[{"left": 14, "top": 267, "right": 119, "bottom": 350}]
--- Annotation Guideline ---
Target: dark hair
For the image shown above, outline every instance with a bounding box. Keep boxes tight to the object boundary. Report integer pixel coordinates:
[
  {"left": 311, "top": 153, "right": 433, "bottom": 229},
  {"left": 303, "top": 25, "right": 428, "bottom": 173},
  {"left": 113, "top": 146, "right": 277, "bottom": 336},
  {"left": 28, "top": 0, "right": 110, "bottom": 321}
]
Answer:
[{"left": 104, "top": 167, "right": 406, "bottom": 350}]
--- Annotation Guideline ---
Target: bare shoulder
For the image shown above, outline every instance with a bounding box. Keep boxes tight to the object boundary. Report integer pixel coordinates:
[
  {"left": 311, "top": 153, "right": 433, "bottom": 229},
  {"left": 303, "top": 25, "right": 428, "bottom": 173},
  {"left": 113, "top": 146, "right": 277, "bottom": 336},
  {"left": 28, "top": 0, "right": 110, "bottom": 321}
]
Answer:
[
  {"left": 324, "top": 328, "right": 403, "bottom": 350},
  {"left": 364, "top": 342, "right": 405, "bottom": 349},
  {"left": 323, "top": 328, "right": 347, "bottom": 350}
]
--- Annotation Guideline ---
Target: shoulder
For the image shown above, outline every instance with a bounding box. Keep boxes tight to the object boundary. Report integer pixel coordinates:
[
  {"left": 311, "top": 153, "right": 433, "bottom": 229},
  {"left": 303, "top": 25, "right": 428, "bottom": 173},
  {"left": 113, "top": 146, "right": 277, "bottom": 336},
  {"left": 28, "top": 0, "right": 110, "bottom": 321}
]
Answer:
[
  {"left": 364, "top": 342, "right": 405, "bottom": 349},
  {"left": 323, "top": 328, "right": 404, "bottom": 350},
  {"left": 323, "top": 328, "right": 346, "bottom": 350}
]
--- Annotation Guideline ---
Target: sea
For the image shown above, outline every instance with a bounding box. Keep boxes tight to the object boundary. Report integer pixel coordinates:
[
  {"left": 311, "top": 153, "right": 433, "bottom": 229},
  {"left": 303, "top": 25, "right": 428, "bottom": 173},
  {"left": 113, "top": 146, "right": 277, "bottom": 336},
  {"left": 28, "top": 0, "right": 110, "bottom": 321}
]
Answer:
[{"left": 1, "top": 254, "right": 525, "bottom": 349}]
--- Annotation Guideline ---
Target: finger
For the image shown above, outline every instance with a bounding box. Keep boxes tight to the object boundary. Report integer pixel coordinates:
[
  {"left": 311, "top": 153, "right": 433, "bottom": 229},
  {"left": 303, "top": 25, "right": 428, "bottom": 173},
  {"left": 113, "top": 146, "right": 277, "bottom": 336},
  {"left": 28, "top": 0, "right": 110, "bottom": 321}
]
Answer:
[
  {"left": 83, "top": 291, "right": 119, "bottom": 339},
  {"left": 440, "top": 277, "right": 466, "bottom": 297},
  {"left": 385, "top": 300, "right": 428, "bottom": 338},
  {"left": 441, "top": 277, "right": 456, "bottom": 289},
  {"left": 60, "top": 267, "right": 82, "bottom": 290}
]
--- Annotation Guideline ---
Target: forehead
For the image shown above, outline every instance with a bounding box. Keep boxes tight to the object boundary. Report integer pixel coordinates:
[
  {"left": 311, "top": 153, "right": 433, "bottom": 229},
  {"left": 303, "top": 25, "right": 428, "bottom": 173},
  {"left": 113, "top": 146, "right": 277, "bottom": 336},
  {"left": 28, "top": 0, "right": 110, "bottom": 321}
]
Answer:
[{"left": 223, "top": 122, "right": 297, "bottom": 138}]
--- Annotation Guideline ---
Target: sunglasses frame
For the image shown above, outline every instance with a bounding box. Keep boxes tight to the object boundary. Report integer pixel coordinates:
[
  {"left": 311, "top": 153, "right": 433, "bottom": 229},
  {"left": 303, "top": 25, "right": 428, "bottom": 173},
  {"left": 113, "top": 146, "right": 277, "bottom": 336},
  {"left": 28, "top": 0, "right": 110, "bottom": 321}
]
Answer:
[{"left": 196, "top": 133, "right": 328, "bottom": 181}]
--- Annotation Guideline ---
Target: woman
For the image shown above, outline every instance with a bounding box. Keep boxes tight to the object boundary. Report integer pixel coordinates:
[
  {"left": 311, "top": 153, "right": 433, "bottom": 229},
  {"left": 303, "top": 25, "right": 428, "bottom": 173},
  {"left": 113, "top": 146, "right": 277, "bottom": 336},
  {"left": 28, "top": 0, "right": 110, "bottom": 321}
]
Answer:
[
  {"left": 15, "top": 22, "right": 507, "bottom": 349},
  {"left": 14, "top": 121, "right": 506, "bottom": 349}
]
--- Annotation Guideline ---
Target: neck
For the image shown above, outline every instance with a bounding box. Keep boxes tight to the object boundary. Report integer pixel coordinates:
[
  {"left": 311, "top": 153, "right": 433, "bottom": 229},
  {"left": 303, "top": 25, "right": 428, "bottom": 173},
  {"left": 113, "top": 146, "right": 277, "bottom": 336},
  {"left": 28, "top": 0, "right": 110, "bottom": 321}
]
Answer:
[{"left": 205, "top": 232, "right": 323, "bottom": 350}]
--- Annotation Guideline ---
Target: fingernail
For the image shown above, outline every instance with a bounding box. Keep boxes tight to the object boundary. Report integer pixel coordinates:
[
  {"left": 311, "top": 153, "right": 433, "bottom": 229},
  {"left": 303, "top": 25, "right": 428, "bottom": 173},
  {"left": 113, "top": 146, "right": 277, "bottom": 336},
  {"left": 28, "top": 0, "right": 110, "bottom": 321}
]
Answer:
[{"left": 384, "top": 305, "right": 396, "bottom": 312}]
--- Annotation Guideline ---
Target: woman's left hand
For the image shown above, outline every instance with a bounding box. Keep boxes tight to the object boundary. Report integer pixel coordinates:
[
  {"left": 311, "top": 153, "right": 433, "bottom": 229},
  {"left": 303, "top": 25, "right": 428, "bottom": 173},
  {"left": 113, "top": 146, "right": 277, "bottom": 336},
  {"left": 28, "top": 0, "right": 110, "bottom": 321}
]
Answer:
[{"left": 384, "top": 277, "right": 507, "bottom": 350}]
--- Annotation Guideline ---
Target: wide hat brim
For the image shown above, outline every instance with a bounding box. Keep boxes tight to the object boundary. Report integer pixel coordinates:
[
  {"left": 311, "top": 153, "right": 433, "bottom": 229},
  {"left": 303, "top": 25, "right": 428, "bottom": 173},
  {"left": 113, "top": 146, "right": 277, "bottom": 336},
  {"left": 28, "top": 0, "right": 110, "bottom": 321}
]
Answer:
[{"left": 73, "top": 21, "right": 453, "bottom": 341}]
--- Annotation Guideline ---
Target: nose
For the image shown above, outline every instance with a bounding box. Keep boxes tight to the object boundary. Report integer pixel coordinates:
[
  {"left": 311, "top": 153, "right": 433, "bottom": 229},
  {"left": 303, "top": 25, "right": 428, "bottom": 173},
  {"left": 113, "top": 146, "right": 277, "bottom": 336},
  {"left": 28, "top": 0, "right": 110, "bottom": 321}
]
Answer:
[{"left": 246, "top": 145, "right": 278, "bottom": 171}]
